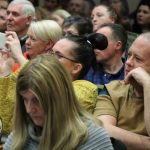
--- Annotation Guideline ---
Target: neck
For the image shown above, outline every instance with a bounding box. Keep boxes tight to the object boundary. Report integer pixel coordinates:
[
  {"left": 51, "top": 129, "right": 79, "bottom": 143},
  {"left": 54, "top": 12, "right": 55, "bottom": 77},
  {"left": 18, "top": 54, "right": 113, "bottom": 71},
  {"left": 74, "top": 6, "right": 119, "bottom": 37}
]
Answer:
[{"left": 103, "top": 59, "right": 123, "bottom": 74}]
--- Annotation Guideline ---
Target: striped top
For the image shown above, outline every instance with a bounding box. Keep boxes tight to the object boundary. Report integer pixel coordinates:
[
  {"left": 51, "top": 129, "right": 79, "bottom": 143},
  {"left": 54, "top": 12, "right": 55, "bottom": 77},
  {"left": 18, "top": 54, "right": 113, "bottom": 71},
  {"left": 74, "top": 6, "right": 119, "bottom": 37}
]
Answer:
[{"left": 4, "top": 121, "right": 113, "bottom": 150}]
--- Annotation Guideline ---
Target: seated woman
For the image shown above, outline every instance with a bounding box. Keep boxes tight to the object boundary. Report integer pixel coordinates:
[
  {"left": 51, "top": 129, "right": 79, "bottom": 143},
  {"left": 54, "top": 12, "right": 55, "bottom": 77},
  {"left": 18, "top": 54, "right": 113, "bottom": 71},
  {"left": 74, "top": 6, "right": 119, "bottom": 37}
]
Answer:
[
  {"left": 3, "top": 54, "right": 114, "bottom": 150},
  {"left": 52, "top": 33, "right": 108, "bottom": 113},
  {"left": 0, "top": 19, "right": 62, "bottom": 143}
]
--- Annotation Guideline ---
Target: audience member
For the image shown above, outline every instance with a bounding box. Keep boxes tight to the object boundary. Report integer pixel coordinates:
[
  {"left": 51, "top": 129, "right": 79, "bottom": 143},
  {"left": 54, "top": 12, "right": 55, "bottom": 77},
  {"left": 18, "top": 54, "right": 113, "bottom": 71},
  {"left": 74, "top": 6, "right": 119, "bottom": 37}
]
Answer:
[
  {"left": 52, "top": 33, "right": 108, "bottom": 112},
  {"left": 34, "top": 6, "right": 51, "bottom": 21},
  {"left": 0, "top": 19, "right": 62, "bottom": 143},
  {"left": 67, "top": 0, "right": 85, "bottom": 16},
  {"left": 82, "top": 0, "right": 95, "bottom": 17},
  {"left": 3, "top": 54, "right": 114, "bottom": 150},
  {"left": 0, "top": 9, "right": 7, "bottom": 32},
  {"left": 50, "top": 9, "right": 71, "bottom": 27},
  {"left": 84, "top": 23, "right": 127, "bottom": 87},
  {"left": 91, "top": 4, "right": 138, "bottom": 59},
  {"left": 6, "top": 0, "right": 35, "bottom": 53},
  {"left": 63, "top": 15, "right": 93, "bottom": 36},
  {"left": 0, "top": 0, "right": 8, "bottom": 10},
  {"left": 43, "top": 0, "right": 61, "bottom": 12},
  {"left": 132, "top": 0, "right": 150, "bottom": 34},
  {"left": 94, "top": 32, "right": 150, "bottom": 149}
]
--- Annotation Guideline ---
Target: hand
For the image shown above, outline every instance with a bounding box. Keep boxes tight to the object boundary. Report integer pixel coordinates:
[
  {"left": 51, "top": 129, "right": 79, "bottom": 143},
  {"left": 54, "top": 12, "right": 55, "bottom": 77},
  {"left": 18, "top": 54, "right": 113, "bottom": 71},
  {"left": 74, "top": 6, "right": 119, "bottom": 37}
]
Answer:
[
  {"left": 0, "top": 51, "right": 15, "bottom": 77},
  {"left": 124, "top": 67, "right": 150, "bottom": 87},
  {"left": 5, "top": 31, "right": 23, "bottom": 61}
]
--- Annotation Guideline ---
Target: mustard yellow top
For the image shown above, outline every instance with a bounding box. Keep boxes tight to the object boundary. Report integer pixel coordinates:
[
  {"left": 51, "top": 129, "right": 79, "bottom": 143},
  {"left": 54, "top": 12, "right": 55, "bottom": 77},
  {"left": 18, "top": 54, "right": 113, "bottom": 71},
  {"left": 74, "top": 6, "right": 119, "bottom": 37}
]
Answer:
[
  {"left": 73, "top": 80, "right": 98, "bottom": 113},
  {"left": 0, "top": 72, "right": 17, "bottom": 134},
  {"left": 0, "top": 61, "right": 28, "bottom": 135}
]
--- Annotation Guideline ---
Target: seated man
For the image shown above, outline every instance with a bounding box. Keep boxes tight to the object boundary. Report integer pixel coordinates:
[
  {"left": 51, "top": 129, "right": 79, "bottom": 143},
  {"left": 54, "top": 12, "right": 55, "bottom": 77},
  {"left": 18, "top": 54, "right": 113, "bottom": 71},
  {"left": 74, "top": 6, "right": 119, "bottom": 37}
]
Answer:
[{"left": 94, "top": 32, "right": 150, "bottom": 149}]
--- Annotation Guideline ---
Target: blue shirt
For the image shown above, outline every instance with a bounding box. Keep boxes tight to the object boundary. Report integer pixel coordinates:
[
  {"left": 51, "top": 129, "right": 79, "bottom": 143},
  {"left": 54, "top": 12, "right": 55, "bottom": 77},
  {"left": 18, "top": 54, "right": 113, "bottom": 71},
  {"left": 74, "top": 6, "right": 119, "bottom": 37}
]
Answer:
[{"left": 84, "top": 65, "right": 125, "bottom": 86}]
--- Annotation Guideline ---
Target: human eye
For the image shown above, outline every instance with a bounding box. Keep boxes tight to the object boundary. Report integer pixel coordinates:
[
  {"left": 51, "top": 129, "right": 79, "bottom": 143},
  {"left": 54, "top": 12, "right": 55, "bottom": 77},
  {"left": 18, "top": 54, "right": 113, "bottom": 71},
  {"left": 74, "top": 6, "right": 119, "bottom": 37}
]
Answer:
[
  {"left": 32, "top": 97, "right": 39, "bottom": 105},
  {"left": 54, "top": 51, "right": 64, "bottom": 59},
  {"left": 135, "top": 56, "right": 142, "bottom": 62}
]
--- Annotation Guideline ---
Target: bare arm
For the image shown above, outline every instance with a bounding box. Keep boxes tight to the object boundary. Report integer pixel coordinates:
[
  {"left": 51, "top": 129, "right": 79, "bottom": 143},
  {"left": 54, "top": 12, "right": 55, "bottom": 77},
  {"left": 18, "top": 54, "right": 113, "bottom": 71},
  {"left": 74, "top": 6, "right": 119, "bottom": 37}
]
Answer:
[{"left": 98, "top": 115, "right": 150, "bottom": 150}]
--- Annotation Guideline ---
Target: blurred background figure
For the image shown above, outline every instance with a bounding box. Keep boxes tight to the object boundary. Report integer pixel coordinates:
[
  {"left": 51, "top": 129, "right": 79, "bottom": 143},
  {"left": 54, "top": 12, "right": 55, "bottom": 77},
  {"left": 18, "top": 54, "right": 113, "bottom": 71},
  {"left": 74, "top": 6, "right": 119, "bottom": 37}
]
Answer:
[
  {"left": 67, "top": 0, "right": 85, "bottom": 16},
  {"left": 63, "top": 15, "right": 93, "bottom": 36},
  {"left": 82, "top": 0, "right": 96, "bottom": 17},
  {"left": 132, "top": 0, "right": 150, "bottom": 34},
  {"left": 91, "top": 4, "right": 117, "bottom": 32},
  {"left": 0, "top": 0, "right": 8, "bottom": 10},
  {"left": 50, "top": 8, "right": 71, "bottom": 27},
  {"left": 43, "top": 0, "right": 61, "bottom": 12},
  {"left": 0, "top": 9, "right": 7, "bottom": 32}
]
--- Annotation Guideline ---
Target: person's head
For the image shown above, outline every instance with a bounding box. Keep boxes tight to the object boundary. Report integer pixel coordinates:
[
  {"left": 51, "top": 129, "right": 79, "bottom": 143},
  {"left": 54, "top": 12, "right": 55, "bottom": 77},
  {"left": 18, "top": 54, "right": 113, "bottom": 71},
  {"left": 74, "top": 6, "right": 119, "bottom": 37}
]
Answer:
[
  {"left": 25, "top": 20, "right": 62, "bottom": 59},
  {"left": 82, "top": 0, "right": 95, "bottom": 17},
  {"left": 50, "top": 9, "right": 71, "bottom": 26},
  {"left": 136, "top": 0, "right": 150, "bottom": 30},
  {"left": 6, "top": 0, "right": 35, "bottom": 38},
  {"left": 125, "top": 32, "right": 150, "bottom": 76},
  {"left": 67, "top": 0, "right": 85, "bottom": 16},
  {"left": 52, "top": 33, "right": 108, "bottom": 80},
  {"left": 91, "top": 4, "right": 117, "bottom": 32},
  {"left": 0, "top": 0, "right": 8, "bottom": 10},
  {"left": 43, "top": 0, "right": 61, "bottom": 12},
  {"left": 95, "top": 23, "right": 127, "bottom": 63},
  {"left": 0, "top": 9, "right": 7, "bottom": 32},
  {"left": 63, "top": 15, "right": 93, "bottom": 36},
  {"left": 13, "top": 54, "right": 89, "bottom": 149},
  {"left": 109, "top": 0, "right": 129, "bottom": 15}
]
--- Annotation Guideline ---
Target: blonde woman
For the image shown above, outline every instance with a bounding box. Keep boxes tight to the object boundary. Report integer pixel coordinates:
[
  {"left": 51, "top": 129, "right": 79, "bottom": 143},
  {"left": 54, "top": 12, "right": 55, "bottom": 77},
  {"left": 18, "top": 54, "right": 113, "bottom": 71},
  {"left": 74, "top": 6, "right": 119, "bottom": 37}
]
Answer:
[
  {"left": 3, "top": 54, "right": 113, "bottom": 150},
  {"left": 0, "top": 19, "right": 62, "bottom": 145}
]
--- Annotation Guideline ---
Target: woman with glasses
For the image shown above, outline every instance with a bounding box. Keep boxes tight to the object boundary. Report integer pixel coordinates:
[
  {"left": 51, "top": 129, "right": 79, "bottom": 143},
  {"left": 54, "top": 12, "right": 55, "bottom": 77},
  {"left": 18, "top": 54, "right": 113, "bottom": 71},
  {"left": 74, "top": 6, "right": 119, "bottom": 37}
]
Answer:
[{"left": 51, "top": 33, "right": 108, "bottom": 113}]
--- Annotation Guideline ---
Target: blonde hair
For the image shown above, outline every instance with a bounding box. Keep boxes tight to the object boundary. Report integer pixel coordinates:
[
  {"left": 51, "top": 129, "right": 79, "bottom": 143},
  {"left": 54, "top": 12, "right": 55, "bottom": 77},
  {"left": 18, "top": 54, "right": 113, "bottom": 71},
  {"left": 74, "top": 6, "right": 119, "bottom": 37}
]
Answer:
[
  {"left": 51, "top": 9, "right": 71, "bottom": 19},
  {"left": 29, "top": 20, "right": 62, "bottom": 44},
  {"left": 12, "top": 54, "right": 93, "bottom": 150}
]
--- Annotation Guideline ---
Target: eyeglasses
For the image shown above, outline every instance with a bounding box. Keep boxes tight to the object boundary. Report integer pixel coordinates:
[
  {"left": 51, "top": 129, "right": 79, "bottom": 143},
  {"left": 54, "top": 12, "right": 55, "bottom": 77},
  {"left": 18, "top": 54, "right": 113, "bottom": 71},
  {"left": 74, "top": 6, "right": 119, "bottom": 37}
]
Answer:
[{"left": 50, "top": 51, "right": 78, "bottom": 63}]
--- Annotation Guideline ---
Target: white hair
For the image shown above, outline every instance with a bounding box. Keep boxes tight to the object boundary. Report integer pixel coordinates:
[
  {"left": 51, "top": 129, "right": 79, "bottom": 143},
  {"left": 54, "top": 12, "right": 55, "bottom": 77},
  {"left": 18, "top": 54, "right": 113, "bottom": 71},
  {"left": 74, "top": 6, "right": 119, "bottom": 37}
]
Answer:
[
  {"left": 30, "top": 20, "right": 62, "bottom": 44},
  {"left": 9, "top": 0, "right": 35, "bottom": 18}
]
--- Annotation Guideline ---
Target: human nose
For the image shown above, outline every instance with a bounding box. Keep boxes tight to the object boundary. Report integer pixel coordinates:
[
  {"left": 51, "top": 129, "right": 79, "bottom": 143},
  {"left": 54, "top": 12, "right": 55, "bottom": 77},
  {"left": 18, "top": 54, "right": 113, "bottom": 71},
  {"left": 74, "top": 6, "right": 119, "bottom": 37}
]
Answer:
[
  {"left": 25, "top": 101, "right": 36, "bottom": 114},
  {"left": 6, "top": 13, "right": 13, "bottom": 20},
  {"left": 126, "top": 55, "right": 134, "bottom": 67},
  {"left": 25, "top": 37, "right": 30, "bottom": 45}
]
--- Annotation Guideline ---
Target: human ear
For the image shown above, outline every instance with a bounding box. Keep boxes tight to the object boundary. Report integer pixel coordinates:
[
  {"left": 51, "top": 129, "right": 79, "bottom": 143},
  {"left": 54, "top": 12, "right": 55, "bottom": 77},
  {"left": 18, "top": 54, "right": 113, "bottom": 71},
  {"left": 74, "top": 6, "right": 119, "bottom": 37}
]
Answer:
[{"left": 72, "top": 63, "right": 83, "bottom": 78}]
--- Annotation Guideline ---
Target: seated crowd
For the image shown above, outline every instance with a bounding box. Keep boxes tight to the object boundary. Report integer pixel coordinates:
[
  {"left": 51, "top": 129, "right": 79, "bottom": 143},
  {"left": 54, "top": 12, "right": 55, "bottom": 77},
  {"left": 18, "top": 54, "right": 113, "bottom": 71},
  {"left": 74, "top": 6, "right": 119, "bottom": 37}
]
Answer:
[{"left": 0, "top": 0, "right": 150, "bottom": 149}]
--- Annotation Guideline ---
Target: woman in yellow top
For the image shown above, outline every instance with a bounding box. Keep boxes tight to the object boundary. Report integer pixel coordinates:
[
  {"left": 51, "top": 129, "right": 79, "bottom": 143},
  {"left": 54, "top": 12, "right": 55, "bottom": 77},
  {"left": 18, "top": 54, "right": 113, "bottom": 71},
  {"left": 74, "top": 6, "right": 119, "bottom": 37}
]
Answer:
[{"left": 0, "top": 19, "right": 62, "bottom": 141}]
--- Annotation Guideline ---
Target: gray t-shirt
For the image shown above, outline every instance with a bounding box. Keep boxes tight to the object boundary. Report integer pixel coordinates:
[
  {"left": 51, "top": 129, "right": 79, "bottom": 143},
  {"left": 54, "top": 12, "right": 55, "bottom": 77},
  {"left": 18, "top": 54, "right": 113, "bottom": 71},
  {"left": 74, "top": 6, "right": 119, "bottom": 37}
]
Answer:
[{"left": 3, "top": 121, "right": 113, "bottom": 150}]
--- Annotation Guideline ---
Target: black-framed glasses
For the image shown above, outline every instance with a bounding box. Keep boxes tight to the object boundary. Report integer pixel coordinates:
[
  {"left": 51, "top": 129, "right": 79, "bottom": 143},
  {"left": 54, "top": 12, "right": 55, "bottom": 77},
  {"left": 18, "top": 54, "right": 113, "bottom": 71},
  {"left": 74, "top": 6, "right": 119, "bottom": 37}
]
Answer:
[{"left": 50, "top": 51, "right": 78, "bottom": 63}]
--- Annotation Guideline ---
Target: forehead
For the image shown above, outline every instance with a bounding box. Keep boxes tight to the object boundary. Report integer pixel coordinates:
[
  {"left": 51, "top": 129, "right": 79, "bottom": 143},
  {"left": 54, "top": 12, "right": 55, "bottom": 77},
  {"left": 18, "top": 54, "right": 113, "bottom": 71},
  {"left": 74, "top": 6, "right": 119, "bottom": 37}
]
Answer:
[
  {"left": 53, "top": 38, "right": 76, "bottom": 52},
  {"left": 129, "top": 36, "right": 150, "bottom": 57},
  {"left": 93, "top": 5, "right": 109, "bottom": 14},
  {"left": 96, "top": 27, "right": 111, "bottom": 37},
  {"left": 7, "top": 4, "right": 23, "bottom": 13},
  {"left": 138, "top": 5, "right": 150, "bottom": 11}
]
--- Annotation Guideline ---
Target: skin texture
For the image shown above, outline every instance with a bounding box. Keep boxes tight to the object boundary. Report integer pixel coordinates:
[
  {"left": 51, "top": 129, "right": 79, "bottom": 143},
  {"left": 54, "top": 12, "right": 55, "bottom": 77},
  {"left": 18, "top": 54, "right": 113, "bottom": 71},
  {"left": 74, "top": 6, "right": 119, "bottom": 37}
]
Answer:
[
  {"left": 20, "top": 89, "right": 44, "bottom": 127},
  {"left": 136, "top": 5, "right": 150, "bottom": 27},
  {"left": 6, "top": 4, "right": 31, "bottom": 37},
  {"left": 25, "top": 28, "right": 50, "bottom": 59},
  {"left": 52, "top": 38, "right": 82, "bottom": 80},
  {"left": 91, "top": 5, "right": 114, "bottom": 32}
]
